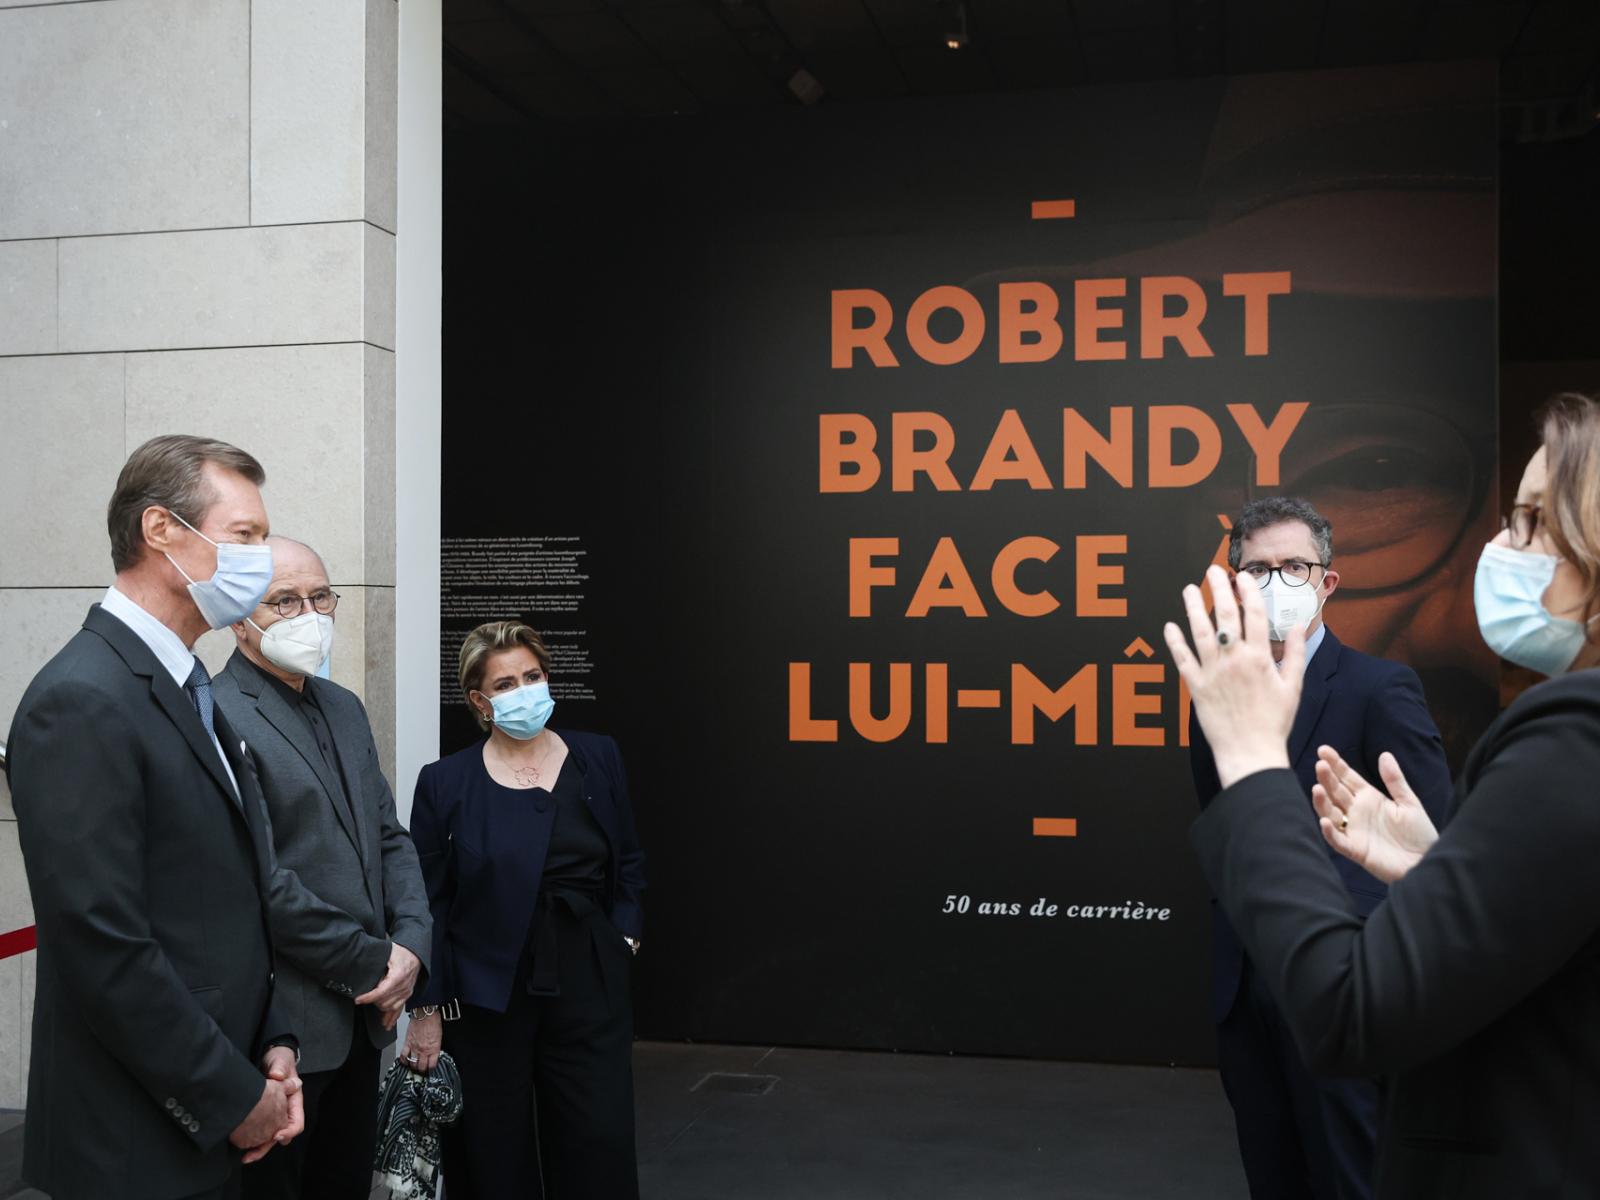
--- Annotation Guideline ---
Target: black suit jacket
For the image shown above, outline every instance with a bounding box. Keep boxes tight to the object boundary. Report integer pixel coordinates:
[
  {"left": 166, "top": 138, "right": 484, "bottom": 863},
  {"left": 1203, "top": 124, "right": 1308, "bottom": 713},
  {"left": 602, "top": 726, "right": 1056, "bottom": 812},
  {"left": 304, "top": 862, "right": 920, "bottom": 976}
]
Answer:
[
  {"left": 5, "top": 606, "right": 290, "bottom": 1200},
  {"left": 1190, "top": 628, "right": 1455, "bottom": 1021},
  {"left": 212, "top": 650, "right": 431, "bottom": 1074},
  {"left": 1193, "top": 669, "right": 1600, "bottom": 1197},
  {"left": 409, "top": 729, "right": 646, "bottom": 1013}
]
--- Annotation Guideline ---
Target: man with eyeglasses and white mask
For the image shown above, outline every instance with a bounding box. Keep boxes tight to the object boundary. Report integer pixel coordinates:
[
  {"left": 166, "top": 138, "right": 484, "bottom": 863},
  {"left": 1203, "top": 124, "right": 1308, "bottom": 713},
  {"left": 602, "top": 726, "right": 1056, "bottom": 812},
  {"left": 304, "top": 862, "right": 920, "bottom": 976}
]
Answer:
[
  {"left": 7, "top": 435, "right": 304, "bottom": 1200},
  {"left": 1188, "top": 496, "right": 1455, "bottom": 1200},
  {"left": 211, "top": 536, "right": 430, "bottom": 1200}
]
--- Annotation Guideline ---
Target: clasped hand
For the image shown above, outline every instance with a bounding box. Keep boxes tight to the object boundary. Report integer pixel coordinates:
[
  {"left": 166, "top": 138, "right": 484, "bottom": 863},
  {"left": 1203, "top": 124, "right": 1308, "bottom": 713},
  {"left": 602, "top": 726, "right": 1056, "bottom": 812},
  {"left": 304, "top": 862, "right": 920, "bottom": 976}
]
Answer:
[{"left": 229, "top": 1045, "right": 304, "bottom": 1163}]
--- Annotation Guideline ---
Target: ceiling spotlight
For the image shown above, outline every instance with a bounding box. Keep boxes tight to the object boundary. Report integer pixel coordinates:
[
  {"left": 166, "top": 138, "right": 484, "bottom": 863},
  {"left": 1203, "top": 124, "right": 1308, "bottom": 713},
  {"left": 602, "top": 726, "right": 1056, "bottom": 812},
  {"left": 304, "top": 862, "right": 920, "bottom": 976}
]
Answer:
[{"left": 945, "top": 0, "right": 968, "bottom": 49}]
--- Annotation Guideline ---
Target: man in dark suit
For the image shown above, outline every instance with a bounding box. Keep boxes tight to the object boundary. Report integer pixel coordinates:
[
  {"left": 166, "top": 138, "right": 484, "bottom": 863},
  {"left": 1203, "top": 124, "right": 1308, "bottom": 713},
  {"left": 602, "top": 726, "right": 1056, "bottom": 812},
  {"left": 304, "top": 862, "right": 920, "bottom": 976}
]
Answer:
[
  {"left": 1190, "top": 496, "right": 1454, "bottom": 1200},
  {"left": 5, "top": 435, "right": 303, "bottom": 1200},
  {"left": 212, "top": 535, "right": 431, "bottom": 1200}
]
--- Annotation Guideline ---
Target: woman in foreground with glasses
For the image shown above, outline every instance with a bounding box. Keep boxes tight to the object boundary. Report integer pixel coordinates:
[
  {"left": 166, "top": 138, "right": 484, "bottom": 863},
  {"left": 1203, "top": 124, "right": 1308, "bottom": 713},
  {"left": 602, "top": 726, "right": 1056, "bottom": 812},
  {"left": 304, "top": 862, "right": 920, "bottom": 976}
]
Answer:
[{"left": 1167, "top": 392, "right": 1600, "bottom": 1197}]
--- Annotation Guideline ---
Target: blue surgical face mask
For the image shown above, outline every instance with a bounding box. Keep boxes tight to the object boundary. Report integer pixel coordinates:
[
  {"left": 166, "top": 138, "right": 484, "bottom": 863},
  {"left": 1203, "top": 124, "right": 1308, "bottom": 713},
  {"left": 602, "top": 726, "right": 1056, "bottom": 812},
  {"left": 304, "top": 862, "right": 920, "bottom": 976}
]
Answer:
[
  {"left": 483, "top": 681, "right": 555, "bottom": 740},
  {"left": 164, "top": 512, "right": 274, "bottom": 630},
  {"left": 1474, "top": 542, "right": 1594, "bottom": 676}
]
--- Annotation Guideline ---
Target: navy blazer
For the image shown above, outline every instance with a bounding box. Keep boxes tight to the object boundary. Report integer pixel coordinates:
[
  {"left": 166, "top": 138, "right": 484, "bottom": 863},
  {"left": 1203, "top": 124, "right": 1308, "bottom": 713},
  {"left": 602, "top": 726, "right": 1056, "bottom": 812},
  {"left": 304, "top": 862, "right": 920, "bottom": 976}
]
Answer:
[
  {"left": 1190, "top": 628, "right": 1454, "bottom": 1022},
  {"left": 408, "top": 729, "right": 646, "bottom": 1013}
]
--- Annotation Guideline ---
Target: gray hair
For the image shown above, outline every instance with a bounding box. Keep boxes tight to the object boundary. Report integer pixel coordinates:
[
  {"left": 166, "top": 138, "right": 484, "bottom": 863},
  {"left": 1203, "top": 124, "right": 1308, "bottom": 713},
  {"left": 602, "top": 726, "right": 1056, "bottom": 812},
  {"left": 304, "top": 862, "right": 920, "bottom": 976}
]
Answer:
[{"left": 1227, "top": 497, "right": 1334, "bottom": 570}]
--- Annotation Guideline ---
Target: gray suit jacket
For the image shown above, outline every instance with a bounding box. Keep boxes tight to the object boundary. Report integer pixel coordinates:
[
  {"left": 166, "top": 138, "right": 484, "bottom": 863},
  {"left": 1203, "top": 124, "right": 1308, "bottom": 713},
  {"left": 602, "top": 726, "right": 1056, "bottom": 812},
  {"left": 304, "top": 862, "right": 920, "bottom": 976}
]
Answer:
[{"left": 213, "top": 650, "right": 430, "bottom": 1074}]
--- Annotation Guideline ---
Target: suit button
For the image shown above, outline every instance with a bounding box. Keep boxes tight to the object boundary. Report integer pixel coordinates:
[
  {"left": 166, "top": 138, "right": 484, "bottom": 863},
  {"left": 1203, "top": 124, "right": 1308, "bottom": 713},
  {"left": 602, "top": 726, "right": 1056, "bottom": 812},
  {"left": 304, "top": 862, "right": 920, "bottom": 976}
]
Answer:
[
  {"left": 174, "top": 1106, "right": 185, "bottom": 1118},
  {"left": 165, "top": 1097, "right": 177, "bottom": 1110},
  {"left": 189, "top": 1120, "right": 201, "bottom": 1133}
]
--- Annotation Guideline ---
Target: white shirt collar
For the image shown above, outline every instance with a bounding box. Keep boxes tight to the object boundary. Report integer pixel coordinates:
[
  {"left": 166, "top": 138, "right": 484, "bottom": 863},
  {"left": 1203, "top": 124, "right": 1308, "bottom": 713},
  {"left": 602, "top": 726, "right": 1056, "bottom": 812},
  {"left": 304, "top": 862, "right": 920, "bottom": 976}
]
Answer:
[
  {"left": 1301, "top": 623, "right": 1328, "bottom": 675},
  {"left": 100, "top": 585, "right": 196, "bottom": 689},
  {"left": 1274, "top": 623, "right": 1328, "bottom": 675}
]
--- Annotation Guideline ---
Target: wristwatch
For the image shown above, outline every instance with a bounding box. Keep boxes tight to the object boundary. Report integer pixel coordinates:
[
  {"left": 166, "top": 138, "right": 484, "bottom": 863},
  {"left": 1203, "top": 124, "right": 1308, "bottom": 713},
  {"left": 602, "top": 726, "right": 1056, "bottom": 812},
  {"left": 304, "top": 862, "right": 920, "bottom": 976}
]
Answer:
[{"left": 406, "top": 1000, "right": 462, "bottom": 1021}]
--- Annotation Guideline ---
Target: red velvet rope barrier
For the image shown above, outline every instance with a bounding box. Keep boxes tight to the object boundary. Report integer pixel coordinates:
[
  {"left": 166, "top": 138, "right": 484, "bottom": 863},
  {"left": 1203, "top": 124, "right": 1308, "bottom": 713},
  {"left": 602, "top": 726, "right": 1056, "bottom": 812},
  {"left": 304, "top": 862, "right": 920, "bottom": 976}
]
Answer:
[{"left": 0, "top": 926, "right": 37, "bottom": 959}]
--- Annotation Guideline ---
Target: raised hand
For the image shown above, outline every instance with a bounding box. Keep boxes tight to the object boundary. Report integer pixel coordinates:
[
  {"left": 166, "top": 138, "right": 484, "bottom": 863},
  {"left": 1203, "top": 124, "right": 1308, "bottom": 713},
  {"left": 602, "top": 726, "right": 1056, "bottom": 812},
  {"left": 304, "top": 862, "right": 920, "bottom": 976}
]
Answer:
[
  {"left": 1164, "top": 564, "right": 1304, "bottom": 789},
  {"left": 1313, "top": 746, "right": 1440, "bottom": 883}
]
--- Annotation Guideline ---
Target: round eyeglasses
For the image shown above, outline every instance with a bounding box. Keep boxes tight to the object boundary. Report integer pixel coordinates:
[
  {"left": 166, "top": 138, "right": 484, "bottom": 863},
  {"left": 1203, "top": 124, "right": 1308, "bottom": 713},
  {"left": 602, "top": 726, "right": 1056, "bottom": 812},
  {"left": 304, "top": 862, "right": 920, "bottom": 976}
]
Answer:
[
  {"left": 265, "top": 589, "right": 340, "bottom": 619},
  {"left": 1239, "top": 561, "right": 1326, "bottom": 588},
  {"left": 1501, "top": 503, "right": 1542, "bottom": 550}
]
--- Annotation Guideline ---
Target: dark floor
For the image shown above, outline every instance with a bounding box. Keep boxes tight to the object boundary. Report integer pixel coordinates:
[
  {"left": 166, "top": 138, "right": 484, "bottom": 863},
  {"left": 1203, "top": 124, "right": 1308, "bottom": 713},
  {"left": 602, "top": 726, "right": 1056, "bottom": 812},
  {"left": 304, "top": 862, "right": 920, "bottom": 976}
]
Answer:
[{"left": 2, "top": 1042, "right": 1246, "bottom": 1199}]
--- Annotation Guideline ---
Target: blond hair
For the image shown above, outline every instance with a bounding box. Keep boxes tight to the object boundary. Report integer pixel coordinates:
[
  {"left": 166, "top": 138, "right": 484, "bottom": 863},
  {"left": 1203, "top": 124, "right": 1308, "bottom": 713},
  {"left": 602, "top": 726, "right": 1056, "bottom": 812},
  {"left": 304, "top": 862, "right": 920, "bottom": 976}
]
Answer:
[
  {"left": 458, "top": 620, "right": 552, "bottom": 732},
  {"left": 1540, "top": 392, "right": 1600, "bottom": 630}
]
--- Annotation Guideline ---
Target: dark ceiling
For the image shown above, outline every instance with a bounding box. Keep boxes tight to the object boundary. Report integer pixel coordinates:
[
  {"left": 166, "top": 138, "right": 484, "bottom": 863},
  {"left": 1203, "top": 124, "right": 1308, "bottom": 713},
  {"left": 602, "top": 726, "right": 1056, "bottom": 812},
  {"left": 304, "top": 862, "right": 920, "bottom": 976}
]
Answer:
[{"left": 443, "top": 0, "right": 1600, "bottom": 131}]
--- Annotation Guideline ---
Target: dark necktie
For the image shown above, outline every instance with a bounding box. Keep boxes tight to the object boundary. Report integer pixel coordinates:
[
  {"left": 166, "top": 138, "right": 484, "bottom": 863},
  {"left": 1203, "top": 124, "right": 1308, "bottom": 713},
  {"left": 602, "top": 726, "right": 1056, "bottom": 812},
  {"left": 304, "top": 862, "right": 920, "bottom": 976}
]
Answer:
[{"left": 185, "top": 658, "right": 216, "bottom": 740}]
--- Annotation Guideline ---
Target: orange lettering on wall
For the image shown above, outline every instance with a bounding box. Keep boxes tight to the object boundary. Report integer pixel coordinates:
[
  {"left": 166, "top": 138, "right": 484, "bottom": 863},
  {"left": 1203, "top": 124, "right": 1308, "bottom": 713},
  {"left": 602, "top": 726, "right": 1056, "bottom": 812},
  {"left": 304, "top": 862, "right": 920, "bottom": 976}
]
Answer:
[
  {"left": 891, "top": 412, "right": 960, "bottom": 492},
  {"left": 1063, "top": 407, "right": 1134, "bottom": 488},
  {"left": 1075, "top": 535, "right": 1127, "bottom": 617},
  {"left": 907, "top": 537, "right": 988, "bottom": 617},
  {"left": 788, "top": 662, "right": 838, "bottom": 741},
  {"left": 1113, "top": 663, "right": 1165, "bottom": 746},
  {"left": 831, "top": 289, "right": 900, "bottom": 369},
  {"left": 1227, "top": 401, "right": 1309, "bottom": 487},
  {"left": 1148, "top": 406, "right": 1222, "bottom": 488},
  {"left": 1012, "top": 663, "right": 1097, "bottom": 745},
  {"left": 992, "top": 537, "right": 1061, "bottom": 617},
  {"left": 971, "top": 409, "right": 1053, "bottom": 491},
  {"left": 906, "top": 286, "right": 985, "bottom": 366},
  {"left": 819, "top": 413, "right": 881, "bottom": 493},
  {"left": 998, "top": 282, "right": 1064, "bottom": 364},
  {"left": 849, "top": 537, "right": 899, "bottom": 617},
  {"left": 1222, "top": 271, "right": 1291, "bottom": 356},
  {"left": 926, "top": 663, "right": 949, "bottom": 743},
  {"left": 1178, "top": 676, "right": 1192, "bottom": 748},
  {"left": 1073, "top": 279, "right": 1127, "bottom": 361},
  {"left": 849, "top": 662, "right": 913, "bottom": 742},
  {"left": 1140, "top": 276, "right": 1214, "bottom": 359}
]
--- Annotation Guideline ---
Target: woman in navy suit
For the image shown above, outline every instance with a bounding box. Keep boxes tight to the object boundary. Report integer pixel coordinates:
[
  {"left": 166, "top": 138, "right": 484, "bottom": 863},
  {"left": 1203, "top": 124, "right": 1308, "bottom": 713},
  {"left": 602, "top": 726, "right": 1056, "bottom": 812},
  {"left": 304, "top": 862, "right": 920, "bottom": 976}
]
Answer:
[{"left": 402, "top": 620, "right": 645, "bottom": 1199}]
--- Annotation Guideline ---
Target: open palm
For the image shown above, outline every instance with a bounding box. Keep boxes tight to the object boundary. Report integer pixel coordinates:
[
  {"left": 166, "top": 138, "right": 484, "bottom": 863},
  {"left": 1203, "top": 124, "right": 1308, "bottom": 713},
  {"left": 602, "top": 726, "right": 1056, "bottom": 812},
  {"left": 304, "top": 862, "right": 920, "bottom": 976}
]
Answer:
[{"left": 1312, "top": 747, "right": 1440, "bottom": 884}]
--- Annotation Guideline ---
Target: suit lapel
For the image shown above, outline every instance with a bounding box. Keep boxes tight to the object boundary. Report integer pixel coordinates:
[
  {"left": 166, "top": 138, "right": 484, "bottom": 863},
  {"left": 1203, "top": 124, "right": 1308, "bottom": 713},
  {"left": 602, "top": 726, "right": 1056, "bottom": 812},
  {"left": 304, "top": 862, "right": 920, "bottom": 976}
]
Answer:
[
  {"left": 84, "top": 606, "right": 242, "bottom": 811},
  {"left": 310, "top": 680, "right": 377, "bottom": 886},
  {"left": 252, "top": 675, "right": 363, "bottom": 857},
  {"left": 1288, "top": 629, "right": 1340, "bottom": 769}
]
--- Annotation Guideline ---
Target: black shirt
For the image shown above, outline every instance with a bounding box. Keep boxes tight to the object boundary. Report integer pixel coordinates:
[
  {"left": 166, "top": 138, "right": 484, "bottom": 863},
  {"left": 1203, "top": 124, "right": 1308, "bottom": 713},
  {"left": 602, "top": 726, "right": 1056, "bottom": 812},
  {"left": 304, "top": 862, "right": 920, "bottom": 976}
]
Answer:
[
  {"left": 539, "top": 755, "right": 610, "bottom": 895},
  {"left": 244, "top": 657, "right": 354, "bottom": 826}
]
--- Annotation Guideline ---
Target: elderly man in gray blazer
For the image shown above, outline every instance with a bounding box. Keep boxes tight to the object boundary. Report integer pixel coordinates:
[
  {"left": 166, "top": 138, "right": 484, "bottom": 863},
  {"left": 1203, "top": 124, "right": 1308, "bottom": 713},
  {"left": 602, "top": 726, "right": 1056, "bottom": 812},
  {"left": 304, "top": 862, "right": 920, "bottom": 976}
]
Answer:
[{"left": 212, "top": 536, "right": 431, "bottom": 1200}]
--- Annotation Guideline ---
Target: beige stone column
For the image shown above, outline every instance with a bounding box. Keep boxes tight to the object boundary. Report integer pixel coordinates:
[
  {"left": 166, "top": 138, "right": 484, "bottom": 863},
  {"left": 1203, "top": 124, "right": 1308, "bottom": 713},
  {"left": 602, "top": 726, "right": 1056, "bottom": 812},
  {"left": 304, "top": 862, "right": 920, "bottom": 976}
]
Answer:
[{"left": 0, "top": 0, "right": 409, "bottom": 1109}]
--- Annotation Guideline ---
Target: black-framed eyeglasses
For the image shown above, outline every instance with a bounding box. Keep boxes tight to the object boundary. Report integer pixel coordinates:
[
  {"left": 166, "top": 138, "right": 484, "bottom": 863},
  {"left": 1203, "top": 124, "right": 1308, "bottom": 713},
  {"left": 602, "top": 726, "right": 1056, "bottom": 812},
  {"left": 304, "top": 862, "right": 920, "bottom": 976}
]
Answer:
[
  {"left": 265, "top": 589, "right": 340, "bottom": 618},
  {"left": 1239, "top": 561, "right": 1327, "bottom": 589},
  {"left": 1501, "top": 503, "right": 1542, "bottom": 550}
]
